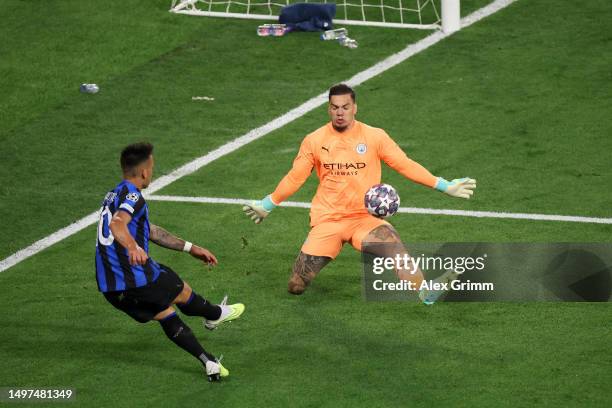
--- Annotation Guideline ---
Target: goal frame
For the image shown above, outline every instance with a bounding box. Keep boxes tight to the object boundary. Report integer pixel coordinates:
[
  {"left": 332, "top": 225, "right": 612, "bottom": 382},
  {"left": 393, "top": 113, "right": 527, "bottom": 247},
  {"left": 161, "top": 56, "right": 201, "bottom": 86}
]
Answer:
[{"left": 170, "top": 0, "right": 461, "bottom": 32}]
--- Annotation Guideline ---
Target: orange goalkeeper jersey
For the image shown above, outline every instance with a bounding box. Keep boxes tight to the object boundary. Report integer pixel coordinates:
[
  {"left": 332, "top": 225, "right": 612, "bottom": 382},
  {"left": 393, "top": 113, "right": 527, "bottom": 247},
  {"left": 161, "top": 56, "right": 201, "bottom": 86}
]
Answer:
[{"left": 270, "top": 121, "right": 438, "bottom": 226}]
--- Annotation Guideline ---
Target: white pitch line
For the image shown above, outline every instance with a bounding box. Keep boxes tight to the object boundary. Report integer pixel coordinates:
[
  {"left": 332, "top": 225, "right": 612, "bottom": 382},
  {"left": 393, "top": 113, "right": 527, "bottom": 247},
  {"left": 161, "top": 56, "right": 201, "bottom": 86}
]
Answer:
[
  {"left": 146, "top": 195, "right": 612, "bottom": 225},
  {"left": 0, "top": 0, "right": 518, "bottom": 273}
]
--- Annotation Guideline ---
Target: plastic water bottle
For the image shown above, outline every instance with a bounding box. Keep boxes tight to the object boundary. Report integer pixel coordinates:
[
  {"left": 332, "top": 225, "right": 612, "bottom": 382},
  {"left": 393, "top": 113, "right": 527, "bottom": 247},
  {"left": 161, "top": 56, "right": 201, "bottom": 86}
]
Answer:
[
  {"left": 338, "top": 37, "right": 358, "bottom": 49},
  {"left": 80, "top": 83, "right": 99, "bottom": 94},
  {"left": 257, "top": 24, "right": 271, "bottom": 36},
  {"left": 257, "top": 24, "right": 288, "bottom": 37},
  {"left": 271, "top": 24, "right": 288, "bottom": 36},
  {"left": 320, "top": 28, "right": 348, "bottom": 41}
]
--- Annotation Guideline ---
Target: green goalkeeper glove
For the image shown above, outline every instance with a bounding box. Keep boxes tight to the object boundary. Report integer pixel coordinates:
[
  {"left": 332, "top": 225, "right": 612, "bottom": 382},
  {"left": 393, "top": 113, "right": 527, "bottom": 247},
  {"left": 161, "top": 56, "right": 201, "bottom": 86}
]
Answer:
[
  {"left": 242, "top": 195, "right": 277, "bottom": 224},
  {"left": 435, "top": 177, "right": 477, "bottom": 199}
]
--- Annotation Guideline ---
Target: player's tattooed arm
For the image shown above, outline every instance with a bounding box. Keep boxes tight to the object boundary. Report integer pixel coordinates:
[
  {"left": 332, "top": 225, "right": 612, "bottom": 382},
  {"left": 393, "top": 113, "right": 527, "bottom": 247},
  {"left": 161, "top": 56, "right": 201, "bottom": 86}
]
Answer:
[
  {"left": 149, "top": 224, "right": 219, "bottom": 265},
  {"left": 149, "top": 224, "right": 186, "bottom": 251}
]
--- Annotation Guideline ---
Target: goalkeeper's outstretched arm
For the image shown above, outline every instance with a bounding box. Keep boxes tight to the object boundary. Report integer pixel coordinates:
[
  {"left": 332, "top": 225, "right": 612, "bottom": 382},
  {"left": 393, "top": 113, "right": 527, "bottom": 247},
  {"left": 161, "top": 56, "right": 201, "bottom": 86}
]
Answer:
[
  {"left": 378, "top": 131, "right": 477, "bottom": 199},
  {"left": 243, "top": 139, "right": 314, "bottom": 224}
]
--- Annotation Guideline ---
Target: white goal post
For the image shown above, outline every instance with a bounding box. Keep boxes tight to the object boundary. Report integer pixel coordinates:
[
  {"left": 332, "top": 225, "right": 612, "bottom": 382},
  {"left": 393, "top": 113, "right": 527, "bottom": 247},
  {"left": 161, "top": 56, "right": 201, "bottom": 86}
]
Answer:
[{"left": 170, "top": 0, "right": 461, "bottom": 32}]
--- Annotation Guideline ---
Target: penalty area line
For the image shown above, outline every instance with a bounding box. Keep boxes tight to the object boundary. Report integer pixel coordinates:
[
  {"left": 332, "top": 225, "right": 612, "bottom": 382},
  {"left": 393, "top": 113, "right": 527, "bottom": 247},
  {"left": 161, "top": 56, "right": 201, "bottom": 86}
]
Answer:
[
  {"left": 0, "top": 0, "right": 518, "bottom": 273},
  {"left": 146, "top": 195, "right": 612, "bottom": 225}
]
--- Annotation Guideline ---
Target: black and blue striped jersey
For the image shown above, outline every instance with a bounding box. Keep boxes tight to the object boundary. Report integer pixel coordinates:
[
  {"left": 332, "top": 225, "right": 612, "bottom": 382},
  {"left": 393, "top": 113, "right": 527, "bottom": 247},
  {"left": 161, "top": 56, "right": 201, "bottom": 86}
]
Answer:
[{"left": 95, "top": 180, "right": 161, "bottom": 292}]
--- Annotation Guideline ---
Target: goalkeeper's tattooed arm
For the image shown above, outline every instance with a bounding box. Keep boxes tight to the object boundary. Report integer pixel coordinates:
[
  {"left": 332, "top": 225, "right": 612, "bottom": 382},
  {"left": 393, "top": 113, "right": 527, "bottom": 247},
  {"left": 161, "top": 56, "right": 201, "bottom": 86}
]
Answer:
[{"left": 149, "top": 224, "right": 218, "bottom": 265}]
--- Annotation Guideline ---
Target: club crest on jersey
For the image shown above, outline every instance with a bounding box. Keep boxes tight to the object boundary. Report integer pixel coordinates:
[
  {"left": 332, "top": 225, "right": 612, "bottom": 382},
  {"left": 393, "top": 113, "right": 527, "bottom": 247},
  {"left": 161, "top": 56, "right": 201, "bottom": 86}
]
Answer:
[
  {"left": 126, "top": 192, "right": 140, "bottom": 202},
  {"left": 356, "top": 143, "right": 367, "bottom": 154}
]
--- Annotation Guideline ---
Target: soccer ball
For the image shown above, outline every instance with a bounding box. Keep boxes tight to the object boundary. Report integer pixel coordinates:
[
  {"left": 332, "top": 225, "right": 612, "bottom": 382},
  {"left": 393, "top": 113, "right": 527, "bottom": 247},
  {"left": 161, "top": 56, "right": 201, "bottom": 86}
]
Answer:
[{"left": 364, "top": 183, "right": 400, "bottom": 218}]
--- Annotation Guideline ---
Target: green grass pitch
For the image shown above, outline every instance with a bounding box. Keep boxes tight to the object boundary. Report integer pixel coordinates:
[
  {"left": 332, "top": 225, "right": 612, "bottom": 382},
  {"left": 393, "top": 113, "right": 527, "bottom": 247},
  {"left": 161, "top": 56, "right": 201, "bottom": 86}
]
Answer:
[{"left": 0, "top": 0, "right": 611, "bottom": 407}]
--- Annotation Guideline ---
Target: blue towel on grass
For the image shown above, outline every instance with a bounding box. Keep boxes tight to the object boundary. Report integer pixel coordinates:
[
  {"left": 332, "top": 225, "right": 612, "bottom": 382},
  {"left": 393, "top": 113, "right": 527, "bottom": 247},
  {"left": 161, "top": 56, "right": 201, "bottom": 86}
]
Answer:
[{"left": 279, "top": 3, "right": 336, "bottom": 32}]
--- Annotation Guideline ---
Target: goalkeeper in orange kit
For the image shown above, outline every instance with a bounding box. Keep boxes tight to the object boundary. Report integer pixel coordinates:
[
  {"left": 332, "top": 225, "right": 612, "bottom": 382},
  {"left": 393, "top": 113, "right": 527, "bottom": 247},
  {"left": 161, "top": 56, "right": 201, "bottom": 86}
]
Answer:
[{"left": 243, "top": 84, "right": 476, "bottom": 303}]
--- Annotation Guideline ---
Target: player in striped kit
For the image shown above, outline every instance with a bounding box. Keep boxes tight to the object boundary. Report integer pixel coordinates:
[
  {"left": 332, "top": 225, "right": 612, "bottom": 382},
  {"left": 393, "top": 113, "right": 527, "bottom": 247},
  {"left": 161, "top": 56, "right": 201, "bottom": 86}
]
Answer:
[{"left": 96, "top": 142, "right": 244, "bottom": 381}]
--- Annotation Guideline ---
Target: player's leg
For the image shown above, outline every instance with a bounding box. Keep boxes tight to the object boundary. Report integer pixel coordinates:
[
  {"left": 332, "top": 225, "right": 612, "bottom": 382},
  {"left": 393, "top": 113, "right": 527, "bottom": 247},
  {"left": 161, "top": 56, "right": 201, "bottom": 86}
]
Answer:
[
  {"left": 354, "top": 218, "right": 424, "bottom": 288},
  {"left": 288, "top": 251, "right": 332, "bottom": 294},
  {"left": 152, "top": 267, "right": 230, "bottom": 380},
  {"left": 154, "top": 306, "right": 228, "bottom": 381},
  {"left": 102, "top": 272, "right": 227, "bottom": 381},
  {"left": 163, "top": 266, "right": 245, "bottom": 330},
  {"left": 288, "top": 222, "right": 342, "bottom": 294},
  {"left": 155, "top": 306, "right": 212, "bottom": 360},
  {"left": 173, "top": 281, "right": 221, "bottom": 320}
]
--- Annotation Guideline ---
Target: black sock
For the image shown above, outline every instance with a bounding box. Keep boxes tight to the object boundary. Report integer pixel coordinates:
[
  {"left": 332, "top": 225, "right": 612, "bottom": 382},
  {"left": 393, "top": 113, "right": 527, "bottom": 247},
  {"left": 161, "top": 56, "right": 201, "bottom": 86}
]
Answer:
[
  {"left": 177, "top": 292, "right": 222, "bottom": 320},
  {"left": 159, "top": 313, "right": 215, "bottom": 364}
]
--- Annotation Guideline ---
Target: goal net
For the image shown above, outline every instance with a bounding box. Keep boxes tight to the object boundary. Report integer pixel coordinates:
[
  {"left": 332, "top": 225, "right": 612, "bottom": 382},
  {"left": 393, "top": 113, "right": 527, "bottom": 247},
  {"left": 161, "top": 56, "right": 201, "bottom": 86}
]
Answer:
[{"left": 170, "top": 0, "right": 450, "bottom": 30}]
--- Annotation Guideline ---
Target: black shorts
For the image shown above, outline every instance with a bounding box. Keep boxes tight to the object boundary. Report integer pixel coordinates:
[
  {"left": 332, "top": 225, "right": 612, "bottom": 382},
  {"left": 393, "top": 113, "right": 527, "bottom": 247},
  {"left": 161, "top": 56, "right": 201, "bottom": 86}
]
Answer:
[{"left": 103, "top": 264, "right": 184, "bottom": 323}]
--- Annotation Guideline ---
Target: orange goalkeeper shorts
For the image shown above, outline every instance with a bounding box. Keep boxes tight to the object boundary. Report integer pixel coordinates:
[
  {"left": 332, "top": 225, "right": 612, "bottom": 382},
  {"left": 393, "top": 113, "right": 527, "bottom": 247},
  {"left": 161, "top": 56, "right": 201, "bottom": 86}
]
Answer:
[{"left": 300, "top": 215, "right": 390, "bottom": 259}]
